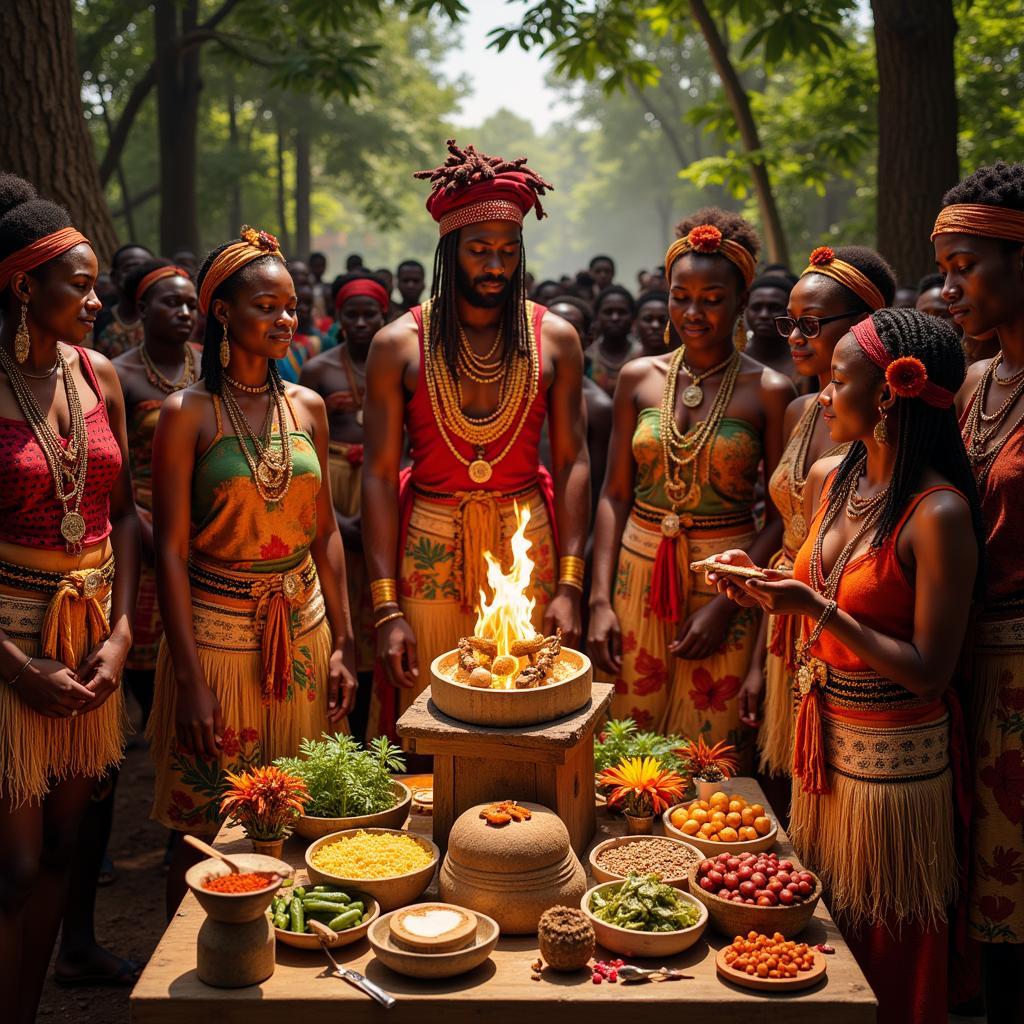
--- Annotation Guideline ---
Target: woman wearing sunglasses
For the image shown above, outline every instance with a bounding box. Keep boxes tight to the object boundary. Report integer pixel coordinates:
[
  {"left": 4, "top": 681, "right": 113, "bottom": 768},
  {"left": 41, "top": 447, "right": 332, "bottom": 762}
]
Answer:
[{"left": 744, "top": 246, "right": 896, "bottom": 782}]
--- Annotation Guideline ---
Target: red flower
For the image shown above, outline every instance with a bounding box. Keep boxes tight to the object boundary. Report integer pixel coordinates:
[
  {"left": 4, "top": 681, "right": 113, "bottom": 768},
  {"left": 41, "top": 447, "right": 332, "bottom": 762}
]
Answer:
[
  {"left": 979, "top": 846, "right": 1024, "bottom": 885},
  {"left": 633, "top": 648, "right": 668, "bottom": 696},
  {"left": 979, "top": 749, "right": 1024, "bottom": 825},
  {"left": 345, "top": 445, "right": 364, "bottom": 467},
  {"left": 171, "top": 790, "right": 195, "bottom": 810},
  {"left": 613, "top": 676, "right": 628, "bottom": 695},
  {"left": 808, "top": 246, "right": 835, "bottom": 266},
  {"left": 689, "top": 668, "right": 741, "bottom": 713},
  {"left": 885, "top": 356, "right": 928, "bottom": 399},
  {"left": 687, "top": 224, "right": 723, "bottom": 253},
  {"left": 307, "top": 686, "right": 317, "bottom": 701},
  {"left": 241, "top": 224, "right": 280, "bottom": 252},
  {"left": 240, "top": 727, "right": 259, "bottom": 744},
  {"left": 620, "top": 631, "right": 638, "bottom": 656},
  {"left": 220, "top": 727, "right": 240, "bottom": 758},
  {"left": 260, "top": 534, "right": 291, "bottom": 560},
  {"left": 630, "top": 708, "right": 654, "bottom": 730},
  {"left": 980, "top": 894, "right": 1015, "bottom": 923}
]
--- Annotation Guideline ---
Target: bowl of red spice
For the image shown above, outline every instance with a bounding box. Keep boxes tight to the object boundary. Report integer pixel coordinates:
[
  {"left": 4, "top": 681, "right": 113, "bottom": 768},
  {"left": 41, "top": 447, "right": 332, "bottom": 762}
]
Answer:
[{"left": 186, "top": 853, "right": 292, "bottom": 923}]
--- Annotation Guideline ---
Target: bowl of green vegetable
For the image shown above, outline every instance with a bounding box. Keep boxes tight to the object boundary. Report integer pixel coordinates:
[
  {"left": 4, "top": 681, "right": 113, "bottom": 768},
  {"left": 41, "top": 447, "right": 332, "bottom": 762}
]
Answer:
[
  {"left": 275, "top": 734, "right": 411, "bottom": 840},
  {"left": 581, "top": 873, "right": 708, "bottom": 958},
  {"left": 269, "top": 871, "right": 380, "bottom": 950}
]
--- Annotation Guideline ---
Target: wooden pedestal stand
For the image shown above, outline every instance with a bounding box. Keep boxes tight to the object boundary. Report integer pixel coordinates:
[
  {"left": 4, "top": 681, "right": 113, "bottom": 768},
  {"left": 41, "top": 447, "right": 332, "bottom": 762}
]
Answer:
[{"left": 397, "top": 682, "right": 614, "bottom": 858}]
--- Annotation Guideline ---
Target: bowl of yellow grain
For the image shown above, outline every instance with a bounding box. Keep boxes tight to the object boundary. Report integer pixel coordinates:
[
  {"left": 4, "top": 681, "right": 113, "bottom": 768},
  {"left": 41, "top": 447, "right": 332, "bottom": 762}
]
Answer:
[{"left": 305, "top": 828, "right": 440, "bottom": 912}]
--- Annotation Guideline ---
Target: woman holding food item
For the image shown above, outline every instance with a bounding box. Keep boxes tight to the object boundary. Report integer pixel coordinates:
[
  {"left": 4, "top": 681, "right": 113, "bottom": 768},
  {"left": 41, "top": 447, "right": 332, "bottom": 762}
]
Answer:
[
  {"left": 146, "top": 227, "right": 357, "bottom": 914},
  {"left": 588, "top": 208, "right": 794, "bottom": 768},
  {"left": 934, "top": 162, "right": 1024, "bottom": 1021},
  {"left": 706, "top": 308, "right": 980, "bottom": 1023},
  {"left": 748, "top": 246, "right": 895, "bottom": 779},
  {"left": 0, "top": 175, "right": 139, "bottom": 1017}
]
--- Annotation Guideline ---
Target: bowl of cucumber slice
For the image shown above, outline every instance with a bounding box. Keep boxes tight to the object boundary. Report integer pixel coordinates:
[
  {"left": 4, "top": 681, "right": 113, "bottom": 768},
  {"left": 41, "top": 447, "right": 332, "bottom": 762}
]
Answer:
[{"left": 269, "top": 871, "right": 380, "bottom": 949}]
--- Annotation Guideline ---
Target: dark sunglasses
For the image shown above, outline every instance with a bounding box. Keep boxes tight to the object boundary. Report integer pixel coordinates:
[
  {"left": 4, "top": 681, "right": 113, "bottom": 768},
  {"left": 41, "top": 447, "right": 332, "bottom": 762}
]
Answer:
[{"left": 774, "top": 311, "right": 861, "bottom": 339}]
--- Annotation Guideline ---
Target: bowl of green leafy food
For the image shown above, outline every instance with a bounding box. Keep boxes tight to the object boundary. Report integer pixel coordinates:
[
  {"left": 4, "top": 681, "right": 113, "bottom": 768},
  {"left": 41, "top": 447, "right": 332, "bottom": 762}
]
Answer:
[
  {"left": 275, "top": 734, "right": 411, "bottom": 840},
  {"left": 581, "top": 873, "right": 708, "bottom": 958}
]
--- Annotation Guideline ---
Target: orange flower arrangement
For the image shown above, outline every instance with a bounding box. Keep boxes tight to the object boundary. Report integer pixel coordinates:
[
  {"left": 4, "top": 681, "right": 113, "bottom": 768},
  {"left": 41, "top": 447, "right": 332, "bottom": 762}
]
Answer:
[
  {"left": 885, "top": 356, "right": 928, "bottom": 399},
  {"left": 596, "top": 756, "right": 686, "bottom": 816},
  {"left": 219, "top": 765, "right": 309, "bottom": 841},
  {"left": 677, "top": 736, "right": 739, "bottom": 783},
  {"left": 687, "top": 224, "right": 723, "bottom": 253},
  {"left": 808, "top": 246, "right": 835, "bottom": 266}
]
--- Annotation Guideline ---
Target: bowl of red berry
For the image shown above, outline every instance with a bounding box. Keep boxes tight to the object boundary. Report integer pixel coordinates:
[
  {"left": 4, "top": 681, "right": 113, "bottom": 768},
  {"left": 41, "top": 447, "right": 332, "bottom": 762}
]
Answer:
[{"left": 686, "top": 851, "right": 821, "bottom": 938}]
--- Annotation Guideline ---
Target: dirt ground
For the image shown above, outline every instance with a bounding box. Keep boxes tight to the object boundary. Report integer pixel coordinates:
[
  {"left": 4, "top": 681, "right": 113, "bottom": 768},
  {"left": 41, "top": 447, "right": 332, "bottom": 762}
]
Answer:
[{"left": 37, "top": 696, "right": 166, "bottom": 1024}]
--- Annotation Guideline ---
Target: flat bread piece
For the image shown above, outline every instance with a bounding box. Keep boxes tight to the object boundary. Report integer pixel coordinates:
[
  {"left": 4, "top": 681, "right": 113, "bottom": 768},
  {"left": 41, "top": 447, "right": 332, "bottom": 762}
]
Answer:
[{"left": 689, "top": 558, "right": 767, "bottom": 581}]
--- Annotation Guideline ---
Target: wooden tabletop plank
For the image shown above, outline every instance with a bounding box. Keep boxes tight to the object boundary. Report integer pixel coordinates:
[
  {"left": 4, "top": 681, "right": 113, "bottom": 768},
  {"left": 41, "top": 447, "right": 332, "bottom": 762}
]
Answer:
[{"left": 130, "top": 777, "right": 877, "bottom": 1024}]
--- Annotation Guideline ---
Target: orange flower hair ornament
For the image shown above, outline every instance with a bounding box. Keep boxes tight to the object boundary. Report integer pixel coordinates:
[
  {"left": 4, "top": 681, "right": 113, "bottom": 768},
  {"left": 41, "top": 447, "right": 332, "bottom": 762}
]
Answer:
[
  {"left": 850, "top": 318, "right": 955, "bottom": 408},
  {"left": 664, "top": 224, "right": 756, "bottom": 286},
  {"left": 801, "top": 245, "right": 886, "bottom": 311},
  {"left": 198, "top": 224, "right": 285, "bottom": 315}
]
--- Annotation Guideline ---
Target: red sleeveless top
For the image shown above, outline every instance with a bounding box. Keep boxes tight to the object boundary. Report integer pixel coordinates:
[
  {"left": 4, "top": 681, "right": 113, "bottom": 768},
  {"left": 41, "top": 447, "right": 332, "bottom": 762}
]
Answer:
[
  {"left": 0, "top": 347, "right": 122, "bottom": 549},
  {"left": 405, "top": 301, "right": 549, "bottom": 494}
]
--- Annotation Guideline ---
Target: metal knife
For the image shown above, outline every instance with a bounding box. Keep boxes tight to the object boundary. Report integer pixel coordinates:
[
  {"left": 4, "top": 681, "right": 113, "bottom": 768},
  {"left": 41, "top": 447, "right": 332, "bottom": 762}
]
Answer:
[{"left": 310, "top": 922, "right": 396, "bottom": 1009}]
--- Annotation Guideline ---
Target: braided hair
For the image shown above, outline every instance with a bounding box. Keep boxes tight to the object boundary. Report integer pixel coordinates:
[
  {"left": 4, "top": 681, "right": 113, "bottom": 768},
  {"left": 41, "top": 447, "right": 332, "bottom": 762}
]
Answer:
[
  {"left": 414, "top": 140, "right": 553, "bottom": 373},
  {"left": 825, "top": 309, "right": 984, "bottom": 580},
  {"left": 195, "top": 239, "right": 284, "bottom": 395}
]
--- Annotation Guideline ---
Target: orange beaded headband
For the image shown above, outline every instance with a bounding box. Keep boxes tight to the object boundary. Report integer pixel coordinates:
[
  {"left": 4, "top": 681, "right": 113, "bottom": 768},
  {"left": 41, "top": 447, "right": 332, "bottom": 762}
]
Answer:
[
  {"left": 0, "top": 227, "right": 90, "bottom": 292},
  {"left": 801, "top": 247, "right": 885, "bottom": 312},
  {"left": 135, "top": 265, "right": 192, "bottom": 305},
  {"left": 931, "top": 203, "right": 1024, "bottom": 243},
  {"left": 664, "top": 225, "right": 756, "bottom": 287},
  {"left": 198, "top": 226, "right": 283, "bottom": 315}
]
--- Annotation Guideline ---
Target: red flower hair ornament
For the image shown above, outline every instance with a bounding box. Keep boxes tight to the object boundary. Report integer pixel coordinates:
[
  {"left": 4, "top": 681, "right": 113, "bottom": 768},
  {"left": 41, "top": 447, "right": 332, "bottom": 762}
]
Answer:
[
  {"left": 687, "top": 224, "right": 723, "bottom": 253},
  {"left": 240, "top": 225, "right": 281, "bottom": 253},
  {"left": 808, "top": 246, "right": 834, "bottom": 266},
  {"left": 885, "top": 356, "right": 928, "bottom": 399}
]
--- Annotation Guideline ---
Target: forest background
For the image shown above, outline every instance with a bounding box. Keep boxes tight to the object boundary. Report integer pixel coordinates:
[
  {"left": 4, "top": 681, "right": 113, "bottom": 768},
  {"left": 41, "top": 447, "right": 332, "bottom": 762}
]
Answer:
[{"left": 2, "top": 0, "right": 1021, "bottom": 288}]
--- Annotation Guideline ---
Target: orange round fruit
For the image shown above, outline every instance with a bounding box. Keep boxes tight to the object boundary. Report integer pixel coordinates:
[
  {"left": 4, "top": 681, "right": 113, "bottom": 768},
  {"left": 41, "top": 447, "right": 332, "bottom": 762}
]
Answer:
[
  {"left": 718, "top": 826, "right": 739, "bottom": 843},
  {"left": 754, "top": 815, "right": 772, "bottom": 836},
  {"left": 725, "top": 811, "right": 742, "bottom": 828}
]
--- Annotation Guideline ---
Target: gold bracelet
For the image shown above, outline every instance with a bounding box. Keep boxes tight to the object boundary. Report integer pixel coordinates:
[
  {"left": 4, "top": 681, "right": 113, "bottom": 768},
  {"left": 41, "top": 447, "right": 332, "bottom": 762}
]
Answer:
[
  {"left": 5, "top": 654, "right": 33, "bottom": 688},
  {"left": 374, "top": 610, "right": 404, "bottom": 630},
  {"left": 558, "top": 555, "right": 585, "bottom": 590},
  {"left": 800, "top": 598, "right": 838, "bottom": 655},
  {"left": 370, "top": 578, "right": 398, "bottom": 611},
  {"left": 558, "top": 575, "right": 585, "bottom": 592}
]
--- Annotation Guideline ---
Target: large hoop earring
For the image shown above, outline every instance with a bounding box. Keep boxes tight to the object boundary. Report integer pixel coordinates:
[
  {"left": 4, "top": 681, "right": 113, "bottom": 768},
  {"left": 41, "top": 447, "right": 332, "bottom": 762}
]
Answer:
[
  {"left": 219, "top": 321, "right": 230, "bottom": 368},
  {"left": 873, "top": 406, "right": 888, "bottom": 445},
  {"left": 14, "top": 302, "right": 30, "bottom": 363}
]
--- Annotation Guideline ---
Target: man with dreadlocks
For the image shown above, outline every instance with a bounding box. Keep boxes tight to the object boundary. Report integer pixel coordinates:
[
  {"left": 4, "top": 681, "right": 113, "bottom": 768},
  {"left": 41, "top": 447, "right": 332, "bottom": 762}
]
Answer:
[{"left": 362, "top": 140, "right": 589, "bottom": 741}]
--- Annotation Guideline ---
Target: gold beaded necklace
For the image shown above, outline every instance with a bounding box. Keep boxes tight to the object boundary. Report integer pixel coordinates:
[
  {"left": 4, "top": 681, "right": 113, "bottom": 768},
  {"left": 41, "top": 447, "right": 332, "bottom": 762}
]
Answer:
[
  {"left": 421, "top": 298, "right": 538, "bottom": 484},
  {"left": 962, "top": 355, "right": 1024, "bottom": 484},
  {"left": 457, "top": 322, "right": 504, "bottom": 384},
  {"left": 0, "top": 345, "right": 90, "bottom": 551},
  {"left": 658, "top": 344, "right": 741, "bottom": 536},
  {"left": 220, "top": 376, "right": 294, "bottom": 502},
  {"left": 338, "top": 343, "right": 366, "bottom": 425},
  {"left": 140, "top": 342, "right": 196, "bottom": 394},
  {"left": 679, "top": 349, "right": 739, "bottom": 408}
]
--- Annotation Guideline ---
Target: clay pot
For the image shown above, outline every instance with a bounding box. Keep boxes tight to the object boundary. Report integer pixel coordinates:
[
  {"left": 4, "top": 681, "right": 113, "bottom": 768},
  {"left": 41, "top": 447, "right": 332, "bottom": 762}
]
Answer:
[
  {"left": 624, "top": 813, "right": 654, "bottom": 835},
  {"left": 197, "top": 915, "right": 275, "bottom": 988},
  {"left": 439, "top": 801, "right": 587, "bottom": 934},
  {"left": 696, "top": 778, "right": 726, "bottom": 802},
  {"left": 250, "top": 837, "right": 285, "bottom": 859}
]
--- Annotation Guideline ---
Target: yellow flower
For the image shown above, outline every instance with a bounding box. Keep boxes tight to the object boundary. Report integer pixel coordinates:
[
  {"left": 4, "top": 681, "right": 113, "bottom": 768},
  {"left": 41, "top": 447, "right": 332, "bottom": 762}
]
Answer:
[{"left": 596, "top": 756, "right": 686, "bottom": 816}]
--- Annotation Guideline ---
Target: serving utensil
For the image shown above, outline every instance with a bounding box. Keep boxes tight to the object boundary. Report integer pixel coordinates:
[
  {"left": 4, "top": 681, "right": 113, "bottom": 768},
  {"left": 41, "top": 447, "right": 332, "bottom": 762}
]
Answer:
[
  {"left": 183, "top": 834, "right": 246, "bottom": 874},
  {"left": 309, "top": 920, "right": 396, "bottom": 1008},
  {"left": 616, "top": 964, "right": 693, "bottom": 984}
]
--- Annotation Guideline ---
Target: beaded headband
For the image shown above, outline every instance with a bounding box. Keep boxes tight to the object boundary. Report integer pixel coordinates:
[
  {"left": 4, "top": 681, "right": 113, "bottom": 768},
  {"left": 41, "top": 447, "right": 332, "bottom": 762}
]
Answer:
[
  {"left": 135, "top": 265, "right": 192, "bottom": 305},
  {"left": 438, "top": 199, "right": 524, "bottom": 237},
  {"left": 801, "top": 247, "right": 886, "bottom": 311},
  {"left": 664, "top": 225, "right": 756, "bottom": 287},
  {"left": 198, "top": 226, "right": 283, "bottom": 315},
  {"left": 931, "top": 203, "right": 1024, "bottom": 243},
  {"left": 851, "top": 318, "right": 955, "bottom": 409},
  {"left": 0, "top": 227, "right": 91, "bottom": 292}
]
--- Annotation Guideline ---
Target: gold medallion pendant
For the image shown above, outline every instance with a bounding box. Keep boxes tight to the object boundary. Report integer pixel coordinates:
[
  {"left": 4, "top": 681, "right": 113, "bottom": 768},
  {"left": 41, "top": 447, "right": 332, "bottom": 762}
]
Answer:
[
  {"left": 468, "top": 458, "right": 493, "bottom": 484},
  {"left": 790, "top": 512, "right": 807, "bottom": 542},
  {"left": 661, "top": 512, "right": 681, "bottom": 538},
  {"left": 682, "top": 383, "right": 703, "bottom": 408},
  {"left": 60, "top": 511, "right": 87, "bottom": 546},
  {"left": 255, "top": 459, "right": 285, "bottom": 491}
]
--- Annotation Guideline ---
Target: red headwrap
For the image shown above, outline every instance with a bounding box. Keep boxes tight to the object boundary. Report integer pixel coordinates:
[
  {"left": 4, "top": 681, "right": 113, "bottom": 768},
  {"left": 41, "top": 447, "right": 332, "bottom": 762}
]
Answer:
[
  {"left": 335, "top": 278, "right": 390, "bottom": 314},
  {"left": 0, "top": 227, "right": 91, "bottom": 292},
  {"left": 851, "top": 318, "right": 956, "bottom": 408}
]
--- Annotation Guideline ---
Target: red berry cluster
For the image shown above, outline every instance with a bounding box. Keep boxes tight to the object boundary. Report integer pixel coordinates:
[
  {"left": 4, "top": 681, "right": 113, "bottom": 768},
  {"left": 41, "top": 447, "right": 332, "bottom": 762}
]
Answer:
[
  {"left": 696, "top": 852, "right": 816, "bottom": 906},
  {"left": 591, "top": 958, "right": 625, "bottom": 983}
]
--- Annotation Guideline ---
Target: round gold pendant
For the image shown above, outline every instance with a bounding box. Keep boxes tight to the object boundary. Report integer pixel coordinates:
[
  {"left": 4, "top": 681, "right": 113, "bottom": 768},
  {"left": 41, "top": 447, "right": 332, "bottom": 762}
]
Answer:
[
  {"left": 468, "top": 459, "right": 493, "bottom": 484},
  {"left": 256, "top": 459, "right": 284, "bottom": 490},
  {"left": 682, "top": 383, "right": 703, "bottom": 408},
  {"left": 60, "top": 511, "right": 86, "bottom": 546},
  {"left": 661, "top": 512, "right": 680, "bottom": 538},
  {"left": 790, "top": 512, "right": 807, "bottom": 541}
]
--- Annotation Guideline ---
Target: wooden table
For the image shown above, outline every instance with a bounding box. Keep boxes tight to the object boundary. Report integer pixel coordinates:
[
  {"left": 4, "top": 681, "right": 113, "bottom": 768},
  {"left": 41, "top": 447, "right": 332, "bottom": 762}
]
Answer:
[
  {"left": 397, "top": 684, "right": 614, "bottom": 858},
  {"left": 130, "top": 778, "right": 877, "bottom": 1024}
]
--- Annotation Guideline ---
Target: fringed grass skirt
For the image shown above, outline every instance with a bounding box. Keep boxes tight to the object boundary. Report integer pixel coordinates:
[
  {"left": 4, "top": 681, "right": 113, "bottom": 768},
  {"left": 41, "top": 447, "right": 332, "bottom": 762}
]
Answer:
[
  {"left": 148, "top": 554, "right": 339, "bottom": 835},
  {"left": 0, "top": 542, "right": 127, "bottom": 806},
  {"left": 759, "top": 550, "right": 797, "bottom": 777}
]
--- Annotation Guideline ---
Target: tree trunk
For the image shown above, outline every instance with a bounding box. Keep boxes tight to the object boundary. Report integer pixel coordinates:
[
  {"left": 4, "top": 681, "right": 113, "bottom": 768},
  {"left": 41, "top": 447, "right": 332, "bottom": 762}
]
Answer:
[
  {"left": 227, "top": 78, "right": 243, "bottom": 235},
  {"left": 275, "top": 121, "right": 292, "bottom": 254},
  {"left": 870, "top": 0, "right": 959, "bottom": 284},
  {"left": 155, "top": 0, "right": 202, "bottom": 255},
  {"left": 294, "top": 122, "right": 312, "bottom": 259},
  {"left": 0, "top": 0, "right": 119, "bottom": 261},
  {"left": 688, "top": 0, "right": 789, "bottom": 268}
]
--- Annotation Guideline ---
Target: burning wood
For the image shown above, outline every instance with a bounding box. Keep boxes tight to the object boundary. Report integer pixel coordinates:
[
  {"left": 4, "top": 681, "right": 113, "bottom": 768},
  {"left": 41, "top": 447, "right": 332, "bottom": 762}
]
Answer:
[{"left": 513, "top": 629, "right": 562, "bottom": 689}]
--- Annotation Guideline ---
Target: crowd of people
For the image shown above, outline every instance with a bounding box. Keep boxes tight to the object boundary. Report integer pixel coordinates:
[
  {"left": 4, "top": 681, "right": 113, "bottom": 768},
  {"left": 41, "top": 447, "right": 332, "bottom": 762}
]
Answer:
[{"left": 1, "top": 142, "right": 1023, "bottom": 1024}]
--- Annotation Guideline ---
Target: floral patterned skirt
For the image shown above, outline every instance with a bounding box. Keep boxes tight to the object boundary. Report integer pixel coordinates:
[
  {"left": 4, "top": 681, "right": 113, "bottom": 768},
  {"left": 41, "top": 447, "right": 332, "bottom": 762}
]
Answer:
[
  {"left": 607, "top": 510, "right": 758, "bottom": 769},
  {"left": 366, "top": 487, "right": 555, "bottom": 741},
  {"left": 965, "top": 613, "right": 1024, "bottom": 944},
  {"left": 147, "top": 558, "right": 339, "bottom": 835}
]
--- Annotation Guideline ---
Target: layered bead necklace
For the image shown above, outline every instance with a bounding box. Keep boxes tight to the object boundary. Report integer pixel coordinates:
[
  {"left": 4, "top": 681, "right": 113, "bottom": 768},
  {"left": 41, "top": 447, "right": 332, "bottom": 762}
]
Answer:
[
  {"left": 220, "top": 373, "right": 294, "bottom": 502},
  {"left": 962, "top": 353, "right": 1024, "bottom": 485},
  {"left": 0, "top": 344, "right": 90, "bottom": 551},
  {"left": 338, "top": 343, "right": 366, "bottom": 425},
  {"left": 140, "top": 342, "right": 197, "bottom": 394},
  {"left": 422, "top": 299, "right": 538, "bottom": 484},
  {"left": 658, "top": 344, "right": 741, "bottom": 536}
]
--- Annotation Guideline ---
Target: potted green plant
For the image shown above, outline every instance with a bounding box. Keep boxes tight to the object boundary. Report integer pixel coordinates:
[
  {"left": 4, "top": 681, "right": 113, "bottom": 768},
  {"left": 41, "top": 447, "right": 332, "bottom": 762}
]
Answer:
[{"left": 676, "top": 737, "right": 739, "bottom": 801}]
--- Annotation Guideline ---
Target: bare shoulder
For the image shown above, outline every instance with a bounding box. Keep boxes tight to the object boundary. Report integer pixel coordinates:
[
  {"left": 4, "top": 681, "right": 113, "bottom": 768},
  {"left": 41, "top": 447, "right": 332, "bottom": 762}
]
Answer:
[
  {"left": 962, "top": 357, "right": 991, "bottom": 395},
  {"left": 285, "top": 381, "right": 327, "bottom": 419},
  {"left": 912, "top": 473, "right": 973, "bottom": 528},
  {"left": 750, "top": 355, "right": 797, "bottom": 400},
  {"left": 540, "top": 308, "right": 580, "bottom": 352},
  {"left": 784, "top": 392, "right": 817, "bottom": 435},
  {"left": 806, "top": 452, "right": 845, "bottom": 496},
  {"left": 298, "top": 348, "right": 335, "bottom": 387},
  {"left": 111, "top": 346, "right": 142, "bottom": 371}
]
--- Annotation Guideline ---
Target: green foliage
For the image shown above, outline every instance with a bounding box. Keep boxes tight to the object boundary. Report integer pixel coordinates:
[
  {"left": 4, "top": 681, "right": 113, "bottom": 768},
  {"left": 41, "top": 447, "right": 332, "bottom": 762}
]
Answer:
[
  {"left": 274, "top": 733, "right": 406, "bottom": 818},
  {"left": 595, "top": 719, "right": 688, "bottom": 775}
]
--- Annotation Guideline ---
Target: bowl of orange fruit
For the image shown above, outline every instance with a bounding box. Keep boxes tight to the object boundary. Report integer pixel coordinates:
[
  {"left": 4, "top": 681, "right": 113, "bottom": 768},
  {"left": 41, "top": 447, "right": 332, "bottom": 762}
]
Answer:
[{"left": 662, "top": 791, "right": 777, "bottom": 856}]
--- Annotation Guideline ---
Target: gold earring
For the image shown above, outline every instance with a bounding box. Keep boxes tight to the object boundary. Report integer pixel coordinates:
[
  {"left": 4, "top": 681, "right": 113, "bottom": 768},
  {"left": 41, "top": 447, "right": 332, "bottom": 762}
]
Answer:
[
  {"left": 873, "top": 406, "right": 888, "bottom": 445},
  {"left": 14, "top": 302, "right": 30, "bottom": 363},
  {"left": 733, "top": 312, "right": 747, "bottom": 352},
  {"left": 219, "top": 321, "right": 230, "bottom": 368},
  {"left": 663, "top": 322, "right": 672, "bottom": 347}
]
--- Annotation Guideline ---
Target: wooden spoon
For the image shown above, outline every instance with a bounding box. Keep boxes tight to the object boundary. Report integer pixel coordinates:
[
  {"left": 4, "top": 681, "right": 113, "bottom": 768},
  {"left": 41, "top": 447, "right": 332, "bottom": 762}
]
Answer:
[{"left": 183, "top": 834, "right": 246, "bottom": 874}]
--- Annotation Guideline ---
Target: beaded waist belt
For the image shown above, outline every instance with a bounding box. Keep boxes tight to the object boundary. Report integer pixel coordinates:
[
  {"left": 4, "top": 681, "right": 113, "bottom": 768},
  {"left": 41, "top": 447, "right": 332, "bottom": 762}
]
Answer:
[
  {"left": 0, "top": 556, "right": 115, "bottom": 598},
  {"left": 806, "top": 663, "right": 934, "bottom": 714},
  {"left": 188, "top": 556, "right": 318, "bottom": 604},
  {"left": 630, "top": 502, "right": 753, "bottom": 534},
  {"left": 822, "top": 708, "right": 950, "bottom": 783},
  {"left": 974, "top": 598, "right": 1024, "bottom": 653},
  {"left": 412, "top": 480, "right": 539, "bottom": 504}
]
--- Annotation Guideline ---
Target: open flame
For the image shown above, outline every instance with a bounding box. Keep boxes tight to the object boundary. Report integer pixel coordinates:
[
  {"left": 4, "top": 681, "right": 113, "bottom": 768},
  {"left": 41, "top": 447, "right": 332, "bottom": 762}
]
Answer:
[{"left": 474, "top": 502, "right": 537, "bottom": 674}]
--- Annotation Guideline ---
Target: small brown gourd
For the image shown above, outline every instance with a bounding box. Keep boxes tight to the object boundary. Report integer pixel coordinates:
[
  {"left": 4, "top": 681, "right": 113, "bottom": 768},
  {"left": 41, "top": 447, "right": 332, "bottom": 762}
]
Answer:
[{"left": 536, "top": 906, "right": 595, "bottom": 971}]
